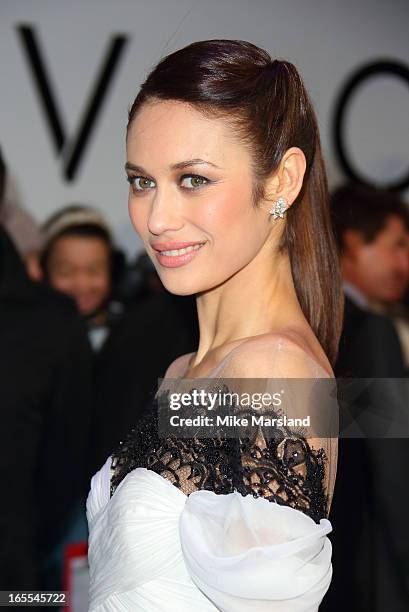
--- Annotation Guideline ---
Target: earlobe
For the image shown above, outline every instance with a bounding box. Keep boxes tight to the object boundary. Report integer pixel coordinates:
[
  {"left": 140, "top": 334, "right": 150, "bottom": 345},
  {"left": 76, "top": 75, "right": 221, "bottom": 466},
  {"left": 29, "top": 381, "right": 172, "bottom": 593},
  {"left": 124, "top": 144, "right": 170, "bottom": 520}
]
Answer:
[{"left": 269, "top": 196, "right": 289, "bottom": 219}]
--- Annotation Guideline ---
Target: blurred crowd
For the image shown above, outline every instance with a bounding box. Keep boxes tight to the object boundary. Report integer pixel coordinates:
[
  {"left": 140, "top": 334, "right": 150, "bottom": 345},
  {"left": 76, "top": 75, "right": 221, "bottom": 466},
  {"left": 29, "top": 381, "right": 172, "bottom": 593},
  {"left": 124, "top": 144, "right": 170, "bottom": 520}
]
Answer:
[
  {"left": 1, "top": 144, "right": 409, "bottom": 611},
  {"left": 0, "top": 147, "right": 199, "bottom": 597}
]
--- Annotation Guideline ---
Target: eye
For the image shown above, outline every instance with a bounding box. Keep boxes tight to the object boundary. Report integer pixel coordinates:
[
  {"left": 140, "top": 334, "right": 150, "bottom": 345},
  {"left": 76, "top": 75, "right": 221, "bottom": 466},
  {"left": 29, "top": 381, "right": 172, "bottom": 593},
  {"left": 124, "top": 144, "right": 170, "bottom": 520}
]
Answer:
[
  {"left": 180, "top": 174, "right": 210, "bottom": 190},
  {"left": 126, "top": 175, "right": 155, "bottom": 192}
]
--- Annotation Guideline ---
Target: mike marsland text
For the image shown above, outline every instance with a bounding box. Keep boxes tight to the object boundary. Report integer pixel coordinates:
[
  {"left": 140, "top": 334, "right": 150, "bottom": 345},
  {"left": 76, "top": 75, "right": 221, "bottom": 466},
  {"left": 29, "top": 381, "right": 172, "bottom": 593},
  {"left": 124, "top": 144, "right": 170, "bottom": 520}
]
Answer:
[{"left": 169, "top": 414, "right": 311, "bottom": 427}]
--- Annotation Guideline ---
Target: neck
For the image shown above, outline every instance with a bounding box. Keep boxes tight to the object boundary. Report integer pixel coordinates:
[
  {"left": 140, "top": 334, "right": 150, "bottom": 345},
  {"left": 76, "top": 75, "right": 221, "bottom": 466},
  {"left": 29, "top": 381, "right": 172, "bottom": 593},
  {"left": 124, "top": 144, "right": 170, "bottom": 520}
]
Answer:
[
  {"left": 193, "top": 246, "right": 306, "bottom": 365},
  {"left": 86, "top": 306, "right": 108, "bottom": 327},
  {"left": 341, "top": 258, "right": 370, "bottom": 300}
]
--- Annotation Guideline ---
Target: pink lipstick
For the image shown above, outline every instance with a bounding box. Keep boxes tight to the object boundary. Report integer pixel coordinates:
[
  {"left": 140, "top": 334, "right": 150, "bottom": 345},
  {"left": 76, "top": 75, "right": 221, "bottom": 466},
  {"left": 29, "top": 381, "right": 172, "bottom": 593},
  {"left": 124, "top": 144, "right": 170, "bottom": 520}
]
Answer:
[{"left": 151, "top": 240, "right": 206, "bottom": 268}]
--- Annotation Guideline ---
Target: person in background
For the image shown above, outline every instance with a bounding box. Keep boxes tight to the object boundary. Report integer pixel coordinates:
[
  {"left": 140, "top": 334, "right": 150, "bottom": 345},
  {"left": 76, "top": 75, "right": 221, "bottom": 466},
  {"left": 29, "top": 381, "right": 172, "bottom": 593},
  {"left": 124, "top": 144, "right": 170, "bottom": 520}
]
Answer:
[
  {"left": 332, "top": 182, "right": 409, "bottom": 363},
  {"left": 395, "top": 281, "right": 409, "bottom": 374},
  {"left": 89, "top": 286, "right": 199, "bottom": 477},
  {"left": 0, "top": 150, "right": 94, "bottom": 595},
  {"left": 321, "top": 182, "right": 409, "bottom": 612},
  {"left": 39, "top": 204, "right": 199, "bottom": 556},
  {"left": 40, "top": 205, "right": 126, "bottom": 352},
  {"left": 37, "top": 205, "right": 127, "bottom": 589},
  {"left": 348, "top": 188, "right": 409, "bottom": 375},
  {"left": 0, "top": 148, "right": 43, "bottom": 281}
]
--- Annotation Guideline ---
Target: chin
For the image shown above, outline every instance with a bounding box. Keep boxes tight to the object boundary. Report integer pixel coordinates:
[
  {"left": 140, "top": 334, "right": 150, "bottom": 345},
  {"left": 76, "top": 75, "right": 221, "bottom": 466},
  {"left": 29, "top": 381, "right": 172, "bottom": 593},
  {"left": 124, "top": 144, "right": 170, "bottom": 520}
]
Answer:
[
  {"left": 159, "top": 272, "right": 218, "bottom": 297},
  {"left": 164, "top": 285, "right": 197, "bottom": 297},
  {"left": 381, "top": 292, "right": 402, "bottom": 304},
  {"left": 158, "top": 276, "right": 198, "bottom": 296}
]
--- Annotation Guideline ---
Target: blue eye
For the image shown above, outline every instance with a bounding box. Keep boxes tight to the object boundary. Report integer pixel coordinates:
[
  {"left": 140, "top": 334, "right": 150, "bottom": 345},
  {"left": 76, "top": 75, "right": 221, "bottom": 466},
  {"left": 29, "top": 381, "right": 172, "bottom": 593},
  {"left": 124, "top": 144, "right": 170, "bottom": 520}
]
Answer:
[
  {"left": 127, "top": 175, "right": 155, "bottom": 192},
  {"left": 180, "top": 174, "right": 210, "bottom": 189}
]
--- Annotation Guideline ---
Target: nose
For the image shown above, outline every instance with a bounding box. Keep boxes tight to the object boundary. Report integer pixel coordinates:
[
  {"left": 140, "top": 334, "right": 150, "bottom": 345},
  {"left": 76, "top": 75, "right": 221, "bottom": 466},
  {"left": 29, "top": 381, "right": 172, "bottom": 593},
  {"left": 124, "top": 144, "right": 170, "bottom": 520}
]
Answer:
[
  {"left": 72, "top": 273, "right": 93, "bottom": 294},
  {"left": 147, "top": 189, "right": 184, "bottom": 236}
]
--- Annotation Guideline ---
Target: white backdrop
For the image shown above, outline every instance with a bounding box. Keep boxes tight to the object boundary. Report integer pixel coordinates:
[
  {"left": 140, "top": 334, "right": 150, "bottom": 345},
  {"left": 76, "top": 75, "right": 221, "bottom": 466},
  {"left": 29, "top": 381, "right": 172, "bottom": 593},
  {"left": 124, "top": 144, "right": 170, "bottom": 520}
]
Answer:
[{"left": 1, "top": 0, "right": 408, "bottom": 258}]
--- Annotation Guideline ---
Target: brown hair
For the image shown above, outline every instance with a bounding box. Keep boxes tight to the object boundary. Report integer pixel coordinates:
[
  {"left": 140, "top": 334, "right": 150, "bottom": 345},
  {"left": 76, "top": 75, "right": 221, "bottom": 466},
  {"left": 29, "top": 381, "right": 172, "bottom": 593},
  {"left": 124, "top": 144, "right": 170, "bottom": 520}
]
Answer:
[
  {"left": 331, "top": 182, "right": 409, "bottom": 253},
  {"left": 127, "top": 39, "right": 343, "bottom": 366}
]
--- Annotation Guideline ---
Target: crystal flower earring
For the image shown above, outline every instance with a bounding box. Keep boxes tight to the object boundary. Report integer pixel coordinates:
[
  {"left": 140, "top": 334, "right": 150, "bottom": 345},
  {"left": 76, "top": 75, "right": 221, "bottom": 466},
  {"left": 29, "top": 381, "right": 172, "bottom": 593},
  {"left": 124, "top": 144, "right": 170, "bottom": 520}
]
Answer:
[{"left": 269, "top": 196, "right": 288, "bottom": 219}]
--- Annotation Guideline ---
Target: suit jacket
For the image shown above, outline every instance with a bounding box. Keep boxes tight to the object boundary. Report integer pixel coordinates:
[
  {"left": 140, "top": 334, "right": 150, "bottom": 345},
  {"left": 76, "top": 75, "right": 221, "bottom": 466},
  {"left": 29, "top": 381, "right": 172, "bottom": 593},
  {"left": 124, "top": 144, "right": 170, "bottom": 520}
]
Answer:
[
  {"left": 89, "top": 291, "right": 199, "bottom": 478},
  {"left": 0, "top": 227, "right": 94, "bottom": 589},
  {"left": 321, "top": 295, "right": 409, "bottom": 611}
]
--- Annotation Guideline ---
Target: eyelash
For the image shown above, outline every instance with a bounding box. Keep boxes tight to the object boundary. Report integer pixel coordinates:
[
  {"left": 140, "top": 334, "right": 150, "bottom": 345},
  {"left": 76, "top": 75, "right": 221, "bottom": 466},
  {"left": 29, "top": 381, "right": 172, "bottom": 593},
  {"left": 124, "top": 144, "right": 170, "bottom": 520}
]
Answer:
[{"left": 126, "top": 173, "right": 211, "bottom": 194}]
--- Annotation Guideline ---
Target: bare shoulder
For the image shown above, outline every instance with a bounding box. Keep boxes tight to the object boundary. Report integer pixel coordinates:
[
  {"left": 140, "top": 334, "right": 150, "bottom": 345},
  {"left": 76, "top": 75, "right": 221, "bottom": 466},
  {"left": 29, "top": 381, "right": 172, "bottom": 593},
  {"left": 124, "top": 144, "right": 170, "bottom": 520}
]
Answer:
[
  {"left": 164, "top": 352, "right": 195, "bottom": 379},
  {"left": 227, "top": 331, "right": 333, "bottom": 379}
]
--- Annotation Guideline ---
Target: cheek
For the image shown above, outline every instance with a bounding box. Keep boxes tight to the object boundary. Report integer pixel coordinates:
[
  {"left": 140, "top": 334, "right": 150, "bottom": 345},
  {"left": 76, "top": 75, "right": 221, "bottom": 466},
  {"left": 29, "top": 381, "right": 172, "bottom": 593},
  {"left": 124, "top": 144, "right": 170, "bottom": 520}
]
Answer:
[
  {"left": 202, "top": 184, "right": 252, "bottom": 232},
  {"left": 49, "top": 273, "right": 73, "bottom": 292},
  {"left": 359, "top": 247, "right": 382, "bottom": 272},
  {"left": 93, "top": 275, "right": 111, "bottom": 294},
  {"left": 128, "top": 197, "right": 144, "bottom": 236},
  {"left": 203, "top": 189, "right": 263, "bottom": 258}
]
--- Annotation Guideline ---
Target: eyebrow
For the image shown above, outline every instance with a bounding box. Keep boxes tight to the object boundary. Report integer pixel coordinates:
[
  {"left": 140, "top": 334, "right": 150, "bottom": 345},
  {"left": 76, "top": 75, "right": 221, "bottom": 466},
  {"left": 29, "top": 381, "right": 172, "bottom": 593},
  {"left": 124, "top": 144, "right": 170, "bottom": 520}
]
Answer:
[{"left": 125, "top": 158, "right": 222, "bottom": 174}]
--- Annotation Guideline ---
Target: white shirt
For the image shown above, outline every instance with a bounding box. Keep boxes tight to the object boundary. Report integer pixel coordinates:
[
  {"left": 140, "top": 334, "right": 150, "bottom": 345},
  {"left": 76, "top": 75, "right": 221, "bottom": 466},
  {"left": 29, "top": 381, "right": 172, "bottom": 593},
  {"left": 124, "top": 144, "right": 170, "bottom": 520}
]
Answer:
[{"left": 342, "top": 281, "right": 369, "bottom": 310}]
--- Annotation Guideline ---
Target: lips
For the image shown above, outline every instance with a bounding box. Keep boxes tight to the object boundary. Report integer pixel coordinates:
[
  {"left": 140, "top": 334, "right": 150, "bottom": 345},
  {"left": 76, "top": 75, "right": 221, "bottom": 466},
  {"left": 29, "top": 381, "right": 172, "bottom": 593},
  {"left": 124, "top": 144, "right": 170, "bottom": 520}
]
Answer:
[
  {"left": 152, "top": 241, "right": 206, "bottom": 268},
  {"left": 151, "top": 240, "right": 205, "bottom": 252}
]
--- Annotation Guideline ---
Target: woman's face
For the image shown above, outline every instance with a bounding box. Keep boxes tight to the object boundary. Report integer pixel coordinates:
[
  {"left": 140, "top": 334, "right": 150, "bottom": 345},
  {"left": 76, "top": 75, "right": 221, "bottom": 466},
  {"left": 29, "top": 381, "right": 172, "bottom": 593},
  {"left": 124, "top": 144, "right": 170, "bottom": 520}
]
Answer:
[
  {"left": 46, "top": 234, "right": 112, "bottom": 316},
  {"left": 126, "top": 100, "right": 273, "bottom": 295}
]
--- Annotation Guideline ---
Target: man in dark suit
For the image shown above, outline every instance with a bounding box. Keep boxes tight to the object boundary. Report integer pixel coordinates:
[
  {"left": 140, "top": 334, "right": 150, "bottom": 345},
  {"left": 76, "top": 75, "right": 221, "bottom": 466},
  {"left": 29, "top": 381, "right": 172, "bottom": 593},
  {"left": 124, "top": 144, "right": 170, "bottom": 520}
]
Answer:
[
  {"left": 89, "top": 289, "right": 199, "bottom": 478},
  {"left": 0, "top": 149, "right": 94, "bottom": 592},
  {"left": 322, "top": 183, "right": 409, "bottom": 611}
]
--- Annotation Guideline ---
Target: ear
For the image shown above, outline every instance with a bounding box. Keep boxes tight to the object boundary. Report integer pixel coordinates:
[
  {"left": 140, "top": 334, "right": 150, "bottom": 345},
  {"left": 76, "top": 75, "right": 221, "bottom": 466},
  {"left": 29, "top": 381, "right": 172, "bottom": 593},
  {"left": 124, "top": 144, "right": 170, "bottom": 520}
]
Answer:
[
  {"left": 342, "top": 228, "right": 365, "bottom": 258},
  {"left": 263, "top": 147, "right": 307, "bottom": 209}
]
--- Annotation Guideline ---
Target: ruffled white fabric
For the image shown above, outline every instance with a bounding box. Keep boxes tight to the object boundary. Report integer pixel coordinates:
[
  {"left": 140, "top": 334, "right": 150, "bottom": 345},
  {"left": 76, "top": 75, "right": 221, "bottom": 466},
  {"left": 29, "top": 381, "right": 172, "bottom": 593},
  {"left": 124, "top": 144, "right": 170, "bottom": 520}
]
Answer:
[{"left": 86, "top": 457, "right": 333, "bottom": 611}]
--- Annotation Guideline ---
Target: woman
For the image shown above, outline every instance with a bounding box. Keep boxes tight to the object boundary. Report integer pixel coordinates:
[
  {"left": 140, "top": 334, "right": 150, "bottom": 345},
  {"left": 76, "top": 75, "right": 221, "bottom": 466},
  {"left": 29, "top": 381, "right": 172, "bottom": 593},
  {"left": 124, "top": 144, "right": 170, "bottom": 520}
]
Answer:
[
  {"left": 40, "top": 205, "right": 125, "bottom": 351},
  {"left": 87, "top": 39, "right": 343, "bottom": 611}
]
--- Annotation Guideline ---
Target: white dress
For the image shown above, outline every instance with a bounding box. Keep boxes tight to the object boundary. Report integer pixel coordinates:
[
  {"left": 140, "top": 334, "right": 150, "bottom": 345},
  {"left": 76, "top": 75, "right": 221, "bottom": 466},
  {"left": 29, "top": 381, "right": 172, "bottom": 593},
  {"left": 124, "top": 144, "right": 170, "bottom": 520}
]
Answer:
[{"left": 86, "top": 335, "right": 338, "bottom": 611}]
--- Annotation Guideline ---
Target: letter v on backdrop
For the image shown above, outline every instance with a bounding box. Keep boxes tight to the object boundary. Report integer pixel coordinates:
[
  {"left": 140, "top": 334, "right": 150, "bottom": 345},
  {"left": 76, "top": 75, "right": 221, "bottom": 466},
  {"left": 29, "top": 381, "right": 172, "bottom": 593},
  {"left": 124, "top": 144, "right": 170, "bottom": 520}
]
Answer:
[{"left": 16, "top": 25, "right": 129, "bottom": 182}]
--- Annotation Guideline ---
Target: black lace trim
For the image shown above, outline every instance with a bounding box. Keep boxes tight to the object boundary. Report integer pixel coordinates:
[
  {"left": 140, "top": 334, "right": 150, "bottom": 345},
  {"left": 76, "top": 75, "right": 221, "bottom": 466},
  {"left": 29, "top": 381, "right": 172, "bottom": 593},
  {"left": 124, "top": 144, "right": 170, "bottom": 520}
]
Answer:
[{"left": 110, "top": 391, "right": 328, "bottom": 523}]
